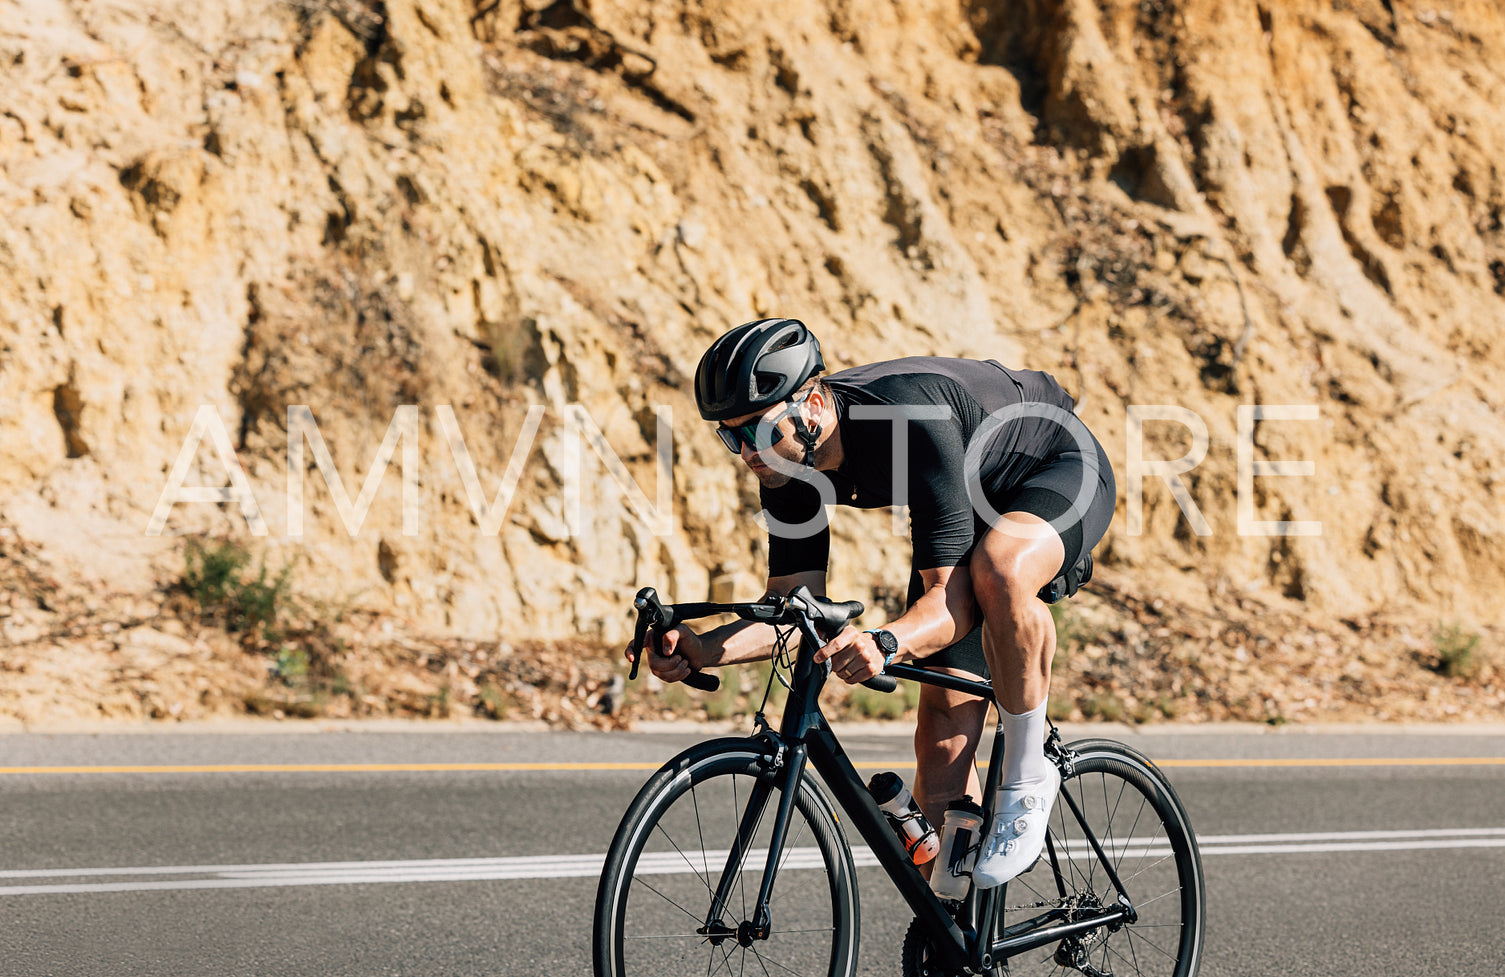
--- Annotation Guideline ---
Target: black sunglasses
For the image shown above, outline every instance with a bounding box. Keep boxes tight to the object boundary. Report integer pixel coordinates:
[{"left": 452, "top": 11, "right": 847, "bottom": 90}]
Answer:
[
  {"left": 715, "top": 419, "right": 786, "bottom": 453},
  {"left": 714, "top": 392, "right": 810, "bottom": 454}
]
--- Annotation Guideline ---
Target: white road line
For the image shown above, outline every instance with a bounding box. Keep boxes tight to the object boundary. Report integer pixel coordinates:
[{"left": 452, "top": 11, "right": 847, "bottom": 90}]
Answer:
[
  {"left": 1196, "top": 827, "right": 1505, "bottom": 844},
  {"left": 3, "top": 828, "right": 1502, "bottom": 897}
]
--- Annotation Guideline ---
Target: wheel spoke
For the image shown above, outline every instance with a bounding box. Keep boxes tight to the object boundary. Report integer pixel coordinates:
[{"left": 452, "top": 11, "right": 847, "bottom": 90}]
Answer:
[
  {"left": 1123, "top": 929, "right": 1181, "bottom": 964},
  {"left": 1053, "top": 785, "right": 1087, "bottom": 896},
  {"left": 1117, "top": 851, "right": 1177, "bottom": 886},
  {"left": 653, "top": 817, "right": 714, "bottom": 900},
  {"left": 692, "top": 777, "right": 710, "bottom": 892},
  {"left": 771, "top": 797, "right": 813, "bottom": 898},
  {"left": 1124, "top": 884, "right": 1182, "bottom": 913},
  {"left": 632, "top": 874, "right": 715, "bottom": 925},
  {"left": 1123, "top": 916, "right": 1145, "bottom": 976},
  {"left": 749, "top": 944, "right": 818, "bottom": 977},
  {"left": 709, "top": 938, "right": 736, "bottom": 977},
  {"left": 1117, "top": 793, "right": 1148, "bottom": 874},
  {"left": 1092, "top": 770, "right": 1112, "bottom": 892},
  {"left": 734, "top": 773, "right": 748, "bottom": 925}
]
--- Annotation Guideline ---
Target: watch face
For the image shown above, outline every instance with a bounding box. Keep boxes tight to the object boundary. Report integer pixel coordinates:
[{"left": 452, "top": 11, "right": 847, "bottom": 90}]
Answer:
[{"left": 872, "top": 629, "right": 898, "bottom": 655}]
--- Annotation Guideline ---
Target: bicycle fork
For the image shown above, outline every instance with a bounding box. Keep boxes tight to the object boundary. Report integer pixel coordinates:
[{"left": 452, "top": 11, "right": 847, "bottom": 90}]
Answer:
[{"left": 696, "top": 743, "right": 809, "bottom": 947}]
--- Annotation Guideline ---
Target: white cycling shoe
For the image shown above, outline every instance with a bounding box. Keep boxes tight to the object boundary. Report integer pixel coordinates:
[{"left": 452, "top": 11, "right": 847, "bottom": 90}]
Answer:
[{"left": 971, "top": 764, "right": 1061, "bottom": 889}]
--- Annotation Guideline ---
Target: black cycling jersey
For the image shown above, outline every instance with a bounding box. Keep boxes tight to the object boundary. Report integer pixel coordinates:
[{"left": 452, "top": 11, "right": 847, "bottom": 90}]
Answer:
[{"left": 761, "top": 357, "right": 1091, "bottom": 578}]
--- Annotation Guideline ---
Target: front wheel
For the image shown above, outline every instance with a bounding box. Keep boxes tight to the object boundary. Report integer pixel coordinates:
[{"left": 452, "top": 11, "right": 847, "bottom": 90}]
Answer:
[{"left": 593, "top": 739, "right": 860, "bottom": 977}]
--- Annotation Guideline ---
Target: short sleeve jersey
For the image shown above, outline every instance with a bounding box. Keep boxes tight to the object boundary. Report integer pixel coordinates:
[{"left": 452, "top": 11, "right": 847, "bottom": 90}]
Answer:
[{"left": 761, "top": 357, "right": 1076, "bottom": 577}]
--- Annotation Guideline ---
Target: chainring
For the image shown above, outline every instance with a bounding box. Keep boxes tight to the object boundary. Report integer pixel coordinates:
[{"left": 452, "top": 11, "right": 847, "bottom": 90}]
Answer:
[{"left": 900, "top": 917, "right": 1008, "bottom": 977}]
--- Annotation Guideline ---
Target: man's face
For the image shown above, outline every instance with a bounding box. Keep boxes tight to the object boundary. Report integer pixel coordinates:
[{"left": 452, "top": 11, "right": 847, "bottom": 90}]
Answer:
[{"left": 717, "top": 398, "right": 807, "bottom": 488}]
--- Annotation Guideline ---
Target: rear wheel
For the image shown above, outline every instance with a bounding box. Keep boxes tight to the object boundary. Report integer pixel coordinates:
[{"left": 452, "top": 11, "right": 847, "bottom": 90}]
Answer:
[
  {"left": 998, "top": 739, "right": 1205, "bottom": 976},
  {"left": 594, "top": 739, "right": 860, "bottom": 977},
  {"left": 901, "top": 739, "right": 1203, "bottom": 977}
]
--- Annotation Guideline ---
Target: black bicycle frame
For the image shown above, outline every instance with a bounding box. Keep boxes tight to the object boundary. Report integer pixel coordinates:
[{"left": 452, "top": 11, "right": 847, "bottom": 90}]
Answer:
[{"left": 686, "top": 610, "right": 1136, "bottom": 973}]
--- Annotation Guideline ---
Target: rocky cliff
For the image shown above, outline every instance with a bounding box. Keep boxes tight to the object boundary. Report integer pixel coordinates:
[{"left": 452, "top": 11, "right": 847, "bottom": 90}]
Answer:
[{"left": 2, "top": 0, "right": 1502, "bottom": 724}]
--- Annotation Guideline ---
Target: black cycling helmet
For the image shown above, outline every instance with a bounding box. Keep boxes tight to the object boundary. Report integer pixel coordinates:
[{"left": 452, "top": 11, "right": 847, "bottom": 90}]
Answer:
[{"left": 694, "top": 318, "right": 825, "bottom": 421}]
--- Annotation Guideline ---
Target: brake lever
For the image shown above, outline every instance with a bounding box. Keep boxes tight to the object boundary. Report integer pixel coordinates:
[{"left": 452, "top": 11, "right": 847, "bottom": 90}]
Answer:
[
  {"left": 628, "top": 586, "right": 664, "bottom": 681},
  {"left": 630, "top": 586, "right": 722, "bottom": 692}
]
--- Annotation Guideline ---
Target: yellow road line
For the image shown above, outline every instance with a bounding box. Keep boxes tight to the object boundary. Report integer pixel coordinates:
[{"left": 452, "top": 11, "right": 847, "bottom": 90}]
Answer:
[
  {"left": 0, "top": 763, "right": 659, "bottom": 774},
  {"left": 0, "top": 757, "right": 1503, "bottom": 775}
]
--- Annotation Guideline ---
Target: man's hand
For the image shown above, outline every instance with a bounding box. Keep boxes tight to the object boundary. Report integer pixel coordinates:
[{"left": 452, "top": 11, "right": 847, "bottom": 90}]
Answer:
[
  {"left": 812, "top": 626, "right": 886, "bottom": 685},
  {"left": 624, "top": 625, "right": 705, "bottom": 684}
]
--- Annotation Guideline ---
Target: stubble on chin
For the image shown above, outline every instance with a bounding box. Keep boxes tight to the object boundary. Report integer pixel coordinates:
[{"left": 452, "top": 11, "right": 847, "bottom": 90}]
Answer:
[{"left": 748, "top": 463, "right": 792, "bottom": 489}]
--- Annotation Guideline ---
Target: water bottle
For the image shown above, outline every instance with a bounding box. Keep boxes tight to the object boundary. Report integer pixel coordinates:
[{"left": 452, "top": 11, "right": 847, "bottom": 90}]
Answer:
[
  {"left": 929, "top": 797, "right": 985, "bottom": 901},
  {"left": 867, "top": 772, "right": 939, "bottom": 865}
]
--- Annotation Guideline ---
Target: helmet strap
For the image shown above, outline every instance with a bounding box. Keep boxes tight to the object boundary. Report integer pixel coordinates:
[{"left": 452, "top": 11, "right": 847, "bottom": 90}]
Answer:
[{"left": 787, "top": 400, "right": 821, "bottom": 469}]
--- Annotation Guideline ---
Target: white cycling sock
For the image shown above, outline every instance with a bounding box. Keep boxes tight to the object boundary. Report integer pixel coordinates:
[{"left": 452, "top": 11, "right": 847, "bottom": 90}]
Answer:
[{"left": 998, "top": 700, "right": 1051, "bottom": 790}]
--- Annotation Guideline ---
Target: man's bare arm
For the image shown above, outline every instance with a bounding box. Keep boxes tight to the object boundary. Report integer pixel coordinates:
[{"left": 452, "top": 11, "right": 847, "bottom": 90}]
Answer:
[
  {"left": 696, "top": 570, "right": 827, "bottom": 665},
  {"left": 861, "top": 566, "right": 976, "bottom": 665}
]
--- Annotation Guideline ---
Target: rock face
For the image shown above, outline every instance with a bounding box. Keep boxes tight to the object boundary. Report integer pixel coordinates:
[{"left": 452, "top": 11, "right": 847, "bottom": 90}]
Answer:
[{"left": 2, "top": 0, "right": 1502, "bottom": 669}]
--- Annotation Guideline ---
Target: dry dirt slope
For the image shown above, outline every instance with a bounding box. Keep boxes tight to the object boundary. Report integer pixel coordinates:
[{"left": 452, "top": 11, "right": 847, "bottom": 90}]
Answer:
[{"left": 0, "top": 0, "right": 1502, "bottom": 725}]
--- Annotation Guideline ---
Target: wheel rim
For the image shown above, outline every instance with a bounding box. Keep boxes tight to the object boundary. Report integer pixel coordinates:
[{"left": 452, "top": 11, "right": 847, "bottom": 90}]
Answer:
[
  {"left": 996, "top": 751, "right": 1201, "bottom": 976},
  {"left": 610, "top": 756, "right": 854, "bottom": 976}
]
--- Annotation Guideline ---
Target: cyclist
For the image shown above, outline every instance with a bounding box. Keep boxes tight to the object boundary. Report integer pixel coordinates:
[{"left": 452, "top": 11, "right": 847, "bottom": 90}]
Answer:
[{"left": 628, "top": 317, "right": 1116, "bottom": 889}]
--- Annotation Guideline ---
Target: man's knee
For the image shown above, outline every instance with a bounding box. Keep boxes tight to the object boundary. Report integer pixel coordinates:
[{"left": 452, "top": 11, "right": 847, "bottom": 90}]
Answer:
[
  {"left": 969, "top": 554, "right": 1038, "bottom": 627},
  {"left": 970, "top": 517, "right": 1064, "bottom": 622}
]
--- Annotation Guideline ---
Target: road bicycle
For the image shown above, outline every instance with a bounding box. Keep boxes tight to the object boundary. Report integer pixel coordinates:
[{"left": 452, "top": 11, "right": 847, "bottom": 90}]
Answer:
[{"left": 593, "top": 585, "right": 1205, "bottom": 976}]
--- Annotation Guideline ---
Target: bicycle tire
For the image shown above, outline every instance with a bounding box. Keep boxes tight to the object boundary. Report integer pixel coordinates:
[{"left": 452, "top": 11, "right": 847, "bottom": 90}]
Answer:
[{"left": 593, "top": 738, "right": 861, "bottom": 977}]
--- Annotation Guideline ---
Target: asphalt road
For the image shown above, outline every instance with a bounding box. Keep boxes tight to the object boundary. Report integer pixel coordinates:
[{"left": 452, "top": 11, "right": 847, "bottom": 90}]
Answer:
[{"left": 2, "top": 722, "right": 1503, "bottom": 976}]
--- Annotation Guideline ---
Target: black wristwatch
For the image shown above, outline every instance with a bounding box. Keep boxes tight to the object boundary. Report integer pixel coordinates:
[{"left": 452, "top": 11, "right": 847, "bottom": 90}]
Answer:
[{"left": 864, "top": 628, "right": 900, "bottom": 669}]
